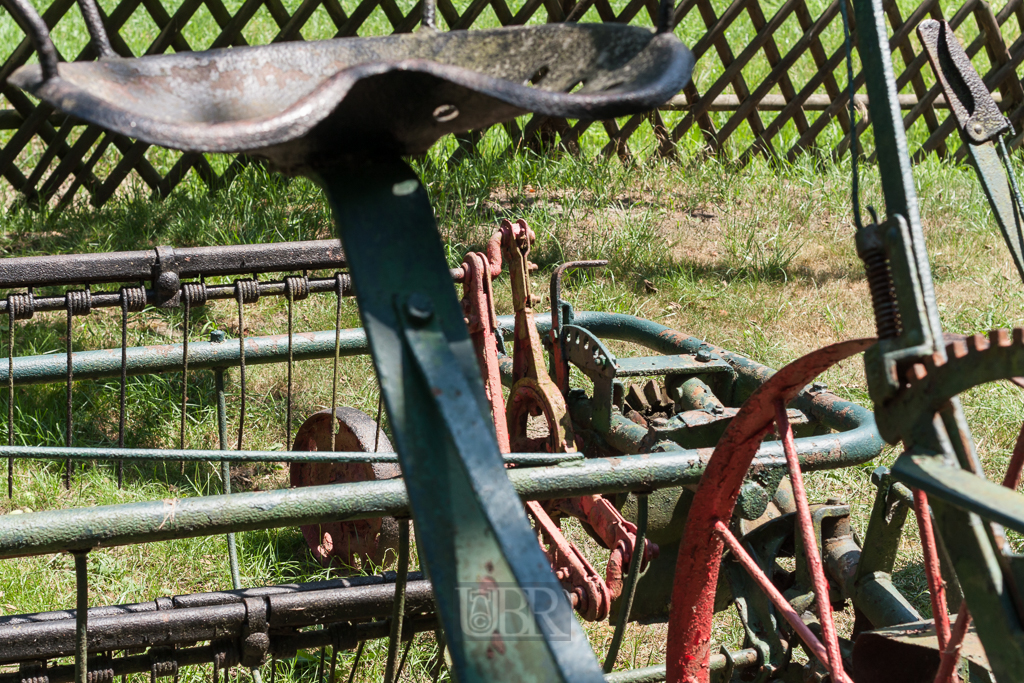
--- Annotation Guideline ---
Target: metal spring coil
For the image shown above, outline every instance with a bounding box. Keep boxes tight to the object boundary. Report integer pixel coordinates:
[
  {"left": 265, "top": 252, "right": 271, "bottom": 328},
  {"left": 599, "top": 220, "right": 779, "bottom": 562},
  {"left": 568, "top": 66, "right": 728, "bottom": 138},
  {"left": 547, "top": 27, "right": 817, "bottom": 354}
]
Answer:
[
  {"left": 65, "top": 289, "right": 92, "bottom": 316},
  {"left": 284, "top": 275, "right": 309, "bottom": 301},
  {"left": 182, "top": 282, "right": 208, "bottom": 307},
  {"left": 7, "top": 292, "right": 34, "bottom": 320},
  {"left": 861, "top": 246, "right": 900, "bottom": 340},
  {"left": 234, "top": 279, "right": 260, "bottom": 304},
  {"left": 121, "top": 285, "right": 147, "bottom": 312}
]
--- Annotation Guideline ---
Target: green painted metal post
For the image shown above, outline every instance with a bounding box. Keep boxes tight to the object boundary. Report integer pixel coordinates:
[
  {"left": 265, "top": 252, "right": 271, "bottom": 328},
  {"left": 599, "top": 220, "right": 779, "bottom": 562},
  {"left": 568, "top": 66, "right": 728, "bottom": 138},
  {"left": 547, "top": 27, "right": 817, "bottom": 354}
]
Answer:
[{"left": 319, "top": 157, "right": 604, "bottom": 683}]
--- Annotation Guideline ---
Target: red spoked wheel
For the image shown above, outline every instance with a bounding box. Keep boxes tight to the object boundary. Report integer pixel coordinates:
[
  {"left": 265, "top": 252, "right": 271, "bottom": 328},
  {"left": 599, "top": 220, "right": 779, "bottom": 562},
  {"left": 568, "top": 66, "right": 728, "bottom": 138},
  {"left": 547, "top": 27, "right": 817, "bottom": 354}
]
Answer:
[
  {"left": 667, "top": 339, "right": 875, "bottom": 683},
  {"left": 290, "top": 407, "right": 400, "bottom": 569}
]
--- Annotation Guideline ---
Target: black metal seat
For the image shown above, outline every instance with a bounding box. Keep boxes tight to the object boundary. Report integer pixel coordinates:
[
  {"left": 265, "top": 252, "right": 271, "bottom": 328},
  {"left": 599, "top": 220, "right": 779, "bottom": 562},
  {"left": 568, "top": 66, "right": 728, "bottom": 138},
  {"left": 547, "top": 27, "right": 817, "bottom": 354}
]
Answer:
[{"left": 8, "top": 0, "right": 693, "bottom": 173}]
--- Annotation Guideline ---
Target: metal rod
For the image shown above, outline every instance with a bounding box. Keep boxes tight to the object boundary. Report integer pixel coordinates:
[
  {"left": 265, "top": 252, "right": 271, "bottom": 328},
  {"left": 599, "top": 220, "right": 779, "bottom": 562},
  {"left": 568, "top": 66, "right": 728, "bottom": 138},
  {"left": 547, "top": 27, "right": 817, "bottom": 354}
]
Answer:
[
  {"left": 775, "top": 399, "right": 848, "bottom": 682},
  {"left": 603, "top": 493, "right": 649, "bottom": 673},
  {"left": 383, "top": 519, "right": 410, "bottom": 683},
  {"left": 74, "top": 549, "right": 90, "bottom": 683},
  {"left": 346, "top": 641, "right": 365, "bottom": 683},
  {"left": 913, "top": 489, "right": 952, "bottom": 651},
  {"left": 0, "top": 444, "right": 582, "bottom": 465},
  {"left": 180, "top": 293, "right": 191, "bottom": 473},
  {"left": 0, "top": 444, "right": 877, "bottom": 560},
  {"left": 64, "top": 297, "right": 74, "bottom": 489},
  {"left": 6, "top": 300, "right": 13, "bottom": 498},
  {"left": 332, "top": 274, "right": 343, "bottom": 453},
  {"left": 286, "top": 285, "right": 294, "bottom": 452},
  {"left": 216, "top": 362, "right": 241, "bottom": 591},
  {"left": 236, "top": 283, "right": 248, "bottom": 452},
  {"left": 394, "top": 638, "right": 413, "bottom": 681},
  {"left": 116, "top": 291, "right": 128, "bottom": 488},
  {"left": 0, "top": 241, "right": 346, "bottom": 290}
]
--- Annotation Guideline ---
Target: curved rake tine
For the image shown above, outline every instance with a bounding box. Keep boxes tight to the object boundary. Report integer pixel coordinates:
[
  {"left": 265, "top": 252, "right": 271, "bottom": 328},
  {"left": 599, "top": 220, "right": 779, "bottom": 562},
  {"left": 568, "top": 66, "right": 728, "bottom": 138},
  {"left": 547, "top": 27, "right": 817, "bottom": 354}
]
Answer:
[
  {"left": 64, "top": 287, "right": 90, "bottom": 489},
  {"left": 332, "top": 274, "right": 344, "bottom": 453},
  {"left": 346, "top": 641, "right": 365, "bottom": 683},
  {"left": 215, "top": 358, "right": 241, "bottom": 590},
  {"left": 73, "top": 549, "right": 89, "bottom": 683},
  {"left": 180, "top": 287, "right": 191, "bottom": 474},
  {"left": 603, "top": 492, "right": 649, "bottom": 673},
  {"left": 7, "top": 297, "right": 14, "bottom": 498},
  {"left": 285, "top": 275, "right": 308, "bottom": 451},
  {"left": 384, "top": 519, "right": 411, "bottom": 683},
  {"left": 394, "top": 638, "right": 413, "bottom": 681}
]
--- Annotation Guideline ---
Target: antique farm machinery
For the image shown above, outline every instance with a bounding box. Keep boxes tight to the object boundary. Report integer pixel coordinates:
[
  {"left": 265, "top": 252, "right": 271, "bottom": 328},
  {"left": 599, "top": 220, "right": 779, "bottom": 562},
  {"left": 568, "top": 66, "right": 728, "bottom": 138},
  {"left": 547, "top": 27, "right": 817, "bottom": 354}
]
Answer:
[{"left": 0, "top": 0, "right": 1023, "bottom": 679}]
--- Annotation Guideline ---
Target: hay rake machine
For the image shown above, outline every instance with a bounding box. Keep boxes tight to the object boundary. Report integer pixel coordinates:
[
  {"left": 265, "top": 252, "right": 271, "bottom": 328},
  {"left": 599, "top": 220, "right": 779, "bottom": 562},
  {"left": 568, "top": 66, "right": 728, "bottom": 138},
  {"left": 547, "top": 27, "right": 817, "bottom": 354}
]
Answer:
[{"left": 1, "top": 0, "right": 1023, "bottom": 680}]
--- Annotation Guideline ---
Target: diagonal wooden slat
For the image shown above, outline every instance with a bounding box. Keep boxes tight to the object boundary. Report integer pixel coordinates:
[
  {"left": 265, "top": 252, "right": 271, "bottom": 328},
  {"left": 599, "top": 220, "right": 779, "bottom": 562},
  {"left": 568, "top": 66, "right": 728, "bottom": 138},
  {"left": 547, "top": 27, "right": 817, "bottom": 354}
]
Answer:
[{"left": 7, "top": 0, "right": 1024, "bottom": 204}]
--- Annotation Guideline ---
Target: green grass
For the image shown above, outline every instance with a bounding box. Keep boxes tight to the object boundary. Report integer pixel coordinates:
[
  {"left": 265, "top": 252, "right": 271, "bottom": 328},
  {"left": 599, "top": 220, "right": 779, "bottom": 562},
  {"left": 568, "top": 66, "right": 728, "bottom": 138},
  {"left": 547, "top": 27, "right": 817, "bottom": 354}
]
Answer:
[
  {"left": 2, "top": 0, "right": 1018, "bottom": 205},
  {"left": 2, "top": 0, "right": 1024, "bottom": 679},
  {"left": 0, "top": 144, "right": 1022, "bottom": 679}
]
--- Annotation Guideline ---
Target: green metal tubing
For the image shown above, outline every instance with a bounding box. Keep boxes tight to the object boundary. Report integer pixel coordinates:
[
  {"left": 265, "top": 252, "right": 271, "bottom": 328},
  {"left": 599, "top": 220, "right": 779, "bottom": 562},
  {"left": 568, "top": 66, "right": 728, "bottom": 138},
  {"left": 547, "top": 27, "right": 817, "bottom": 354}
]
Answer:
[
  {"left": 600, "top": 649, "right": 758, "bottom": 683},
  {"left": 0, "top": 444, "right": 583, "bottom": 466},
  {"left": 0, "top": 435, "right": 879, "bottom": 560}
]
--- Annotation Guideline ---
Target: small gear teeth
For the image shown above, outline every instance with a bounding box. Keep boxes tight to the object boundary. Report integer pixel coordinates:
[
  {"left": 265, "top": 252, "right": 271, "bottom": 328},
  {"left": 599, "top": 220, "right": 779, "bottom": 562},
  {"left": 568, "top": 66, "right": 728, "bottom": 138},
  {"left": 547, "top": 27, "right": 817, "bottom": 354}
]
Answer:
[
  {"left": 908, "top": 363, "right": 928, "bottom": 382},
  {"left": 991, "top": 329, "right": 1013, "bottom": 348},
  {"left": 968, "top": 333, "right": 990, "bottom": 353},
  {"left": 923, "top": 353, "right": 941, "bottom": 373},
  {"left": 947, "top": 338, "right": 969, "bottom": 359}
]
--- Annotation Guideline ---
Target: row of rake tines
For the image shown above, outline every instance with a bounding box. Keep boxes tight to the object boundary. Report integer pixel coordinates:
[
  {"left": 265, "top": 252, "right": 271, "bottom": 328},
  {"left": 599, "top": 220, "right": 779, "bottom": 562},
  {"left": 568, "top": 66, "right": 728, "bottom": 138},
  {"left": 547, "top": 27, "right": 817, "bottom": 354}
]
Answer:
[{"left": 0, "top": 269, "right": 362, "bottom": 497}]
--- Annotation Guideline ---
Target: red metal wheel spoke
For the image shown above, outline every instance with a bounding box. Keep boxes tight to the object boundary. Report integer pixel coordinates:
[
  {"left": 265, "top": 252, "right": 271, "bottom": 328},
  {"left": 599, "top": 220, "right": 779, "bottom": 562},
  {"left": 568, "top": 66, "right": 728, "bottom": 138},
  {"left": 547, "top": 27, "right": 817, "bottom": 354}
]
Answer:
[
  {"left": 912, "top": 489, "right": 952, "bottom": 653},
  {"left": 774, "top": 399, "right": 850, "bottom": 683},
  {"left": 714, "top": 521, "right": 845, "bottom": 677}
]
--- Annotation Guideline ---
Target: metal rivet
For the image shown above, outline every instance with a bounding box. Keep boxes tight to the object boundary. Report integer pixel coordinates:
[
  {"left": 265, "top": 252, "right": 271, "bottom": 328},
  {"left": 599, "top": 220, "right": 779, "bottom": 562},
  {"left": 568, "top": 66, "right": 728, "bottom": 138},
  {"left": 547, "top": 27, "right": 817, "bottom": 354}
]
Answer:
[
  {"left": 406, "top": 293, "right": 434, "bottom": 325},
  {"left": 696, "top": 344, "right": 712, "bottom": 362},
  {"left": 210, "top": 330, "right": 226, "bottom": 343}
]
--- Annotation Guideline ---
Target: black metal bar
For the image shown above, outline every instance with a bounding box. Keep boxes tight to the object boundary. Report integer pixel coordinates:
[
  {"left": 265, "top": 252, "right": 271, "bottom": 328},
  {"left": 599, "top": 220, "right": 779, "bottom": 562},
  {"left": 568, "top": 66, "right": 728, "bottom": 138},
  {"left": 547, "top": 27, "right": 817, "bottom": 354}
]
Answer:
[
  {"left": 74, "top": 549, "right": 89, "bottom": 683},
  {"left": 0, "top": 241, "right": 346, "bottom": 290},
  {"left": 0, "top": 578, "right": 434, "bottom": 662}
]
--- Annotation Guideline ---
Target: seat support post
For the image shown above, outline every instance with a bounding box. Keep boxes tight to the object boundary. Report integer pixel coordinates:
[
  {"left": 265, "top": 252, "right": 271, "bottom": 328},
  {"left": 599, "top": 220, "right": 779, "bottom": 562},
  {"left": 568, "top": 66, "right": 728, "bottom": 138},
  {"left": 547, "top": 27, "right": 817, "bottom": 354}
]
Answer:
[{"left": 317, "top": 156, "right": 604, "bottom": 683}]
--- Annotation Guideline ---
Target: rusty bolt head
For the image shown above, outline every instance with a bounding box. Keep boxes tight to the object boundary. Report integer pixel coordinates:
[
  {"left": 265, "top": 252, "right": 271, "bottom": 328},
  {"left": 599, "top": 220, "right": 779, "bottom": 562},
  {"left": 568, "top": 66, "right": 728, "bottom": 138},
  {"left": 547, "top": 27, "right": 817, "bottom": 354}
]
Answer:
[
  {"left": 406, "top": 293, "right": 434, "bottom": 325},
  {"left": 696, "top": 344, "right": 712, "bottom": 362},
  {"left": 210, "top": 329, "right": 226, "bottom": 343}
]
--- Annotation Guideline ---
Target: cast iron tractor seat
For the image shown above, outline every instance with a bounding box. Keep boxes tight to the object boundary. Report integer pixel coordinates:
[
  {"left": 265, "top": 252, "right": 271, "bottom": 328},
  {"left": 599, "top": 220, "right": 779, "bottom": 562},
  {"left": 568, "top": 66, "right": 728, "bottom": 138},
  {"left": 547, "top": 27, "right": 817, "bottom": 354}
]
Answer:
[{"left": 8, "top": 0, "right": 694, "bottom": 174}]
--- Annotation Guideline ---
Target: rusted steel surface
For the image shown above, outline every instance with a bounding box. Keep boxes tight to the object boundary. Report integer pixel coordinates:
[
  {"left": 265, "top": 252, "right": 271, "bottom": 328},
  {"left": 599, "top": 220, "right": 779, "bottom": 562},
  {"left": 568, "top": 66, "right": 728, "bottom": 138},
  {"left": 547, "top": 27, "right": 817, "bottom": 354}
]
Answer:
[
  {"left": 666, "top": 338, "right": 874, "bottom": 683},
  {"left": 290, "top": 407, "right": 400, "bottom": 568}
]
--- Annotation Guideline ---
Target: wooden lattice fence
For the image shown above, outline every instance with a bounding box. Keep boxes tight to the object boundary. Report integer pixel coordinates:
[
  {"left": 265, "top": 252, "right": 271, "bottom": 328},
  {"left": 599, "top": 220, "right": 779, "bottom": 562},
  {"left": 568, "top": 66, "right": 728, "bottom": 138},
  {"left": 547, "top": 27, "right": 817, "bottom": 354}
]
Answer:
[{"left": 1, "top": 0, "right": 1024, "bottom": 207}]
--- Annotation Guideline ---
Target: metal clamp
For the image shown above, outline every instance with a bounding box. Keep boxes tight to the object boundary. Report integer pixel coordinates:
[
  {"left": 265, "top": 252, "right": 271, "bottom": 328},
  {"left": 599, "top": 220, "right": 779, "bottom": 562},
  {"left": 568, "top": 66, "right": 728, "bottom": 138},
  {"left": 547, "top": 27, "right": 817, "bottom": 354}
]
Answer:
[
  {"left": 151, "top": 247, "right": 180, "bottom": 308},
  {"left": 240, "top": 597, "right": 270, "bottom": 668}
]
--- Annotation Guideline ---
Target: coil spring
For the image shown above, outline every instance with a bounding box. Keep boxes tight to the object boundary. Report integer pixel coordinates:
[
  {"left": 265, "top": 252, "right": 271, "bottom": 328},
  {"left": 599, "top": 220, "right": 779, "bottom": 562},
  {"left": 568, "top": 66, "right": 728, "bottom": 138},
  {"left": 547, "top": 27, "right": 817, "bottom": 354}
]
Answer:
[
  {"left": 182, "top": 282, "right": 208, "bottom": 307},
  {"left": 284, "top": 275, "right": 309, "bottom": 301},
  {"left": 861, "top": 245, "right": 900, "bottom": 340},
  {"left": 121, "top": 286, "right": 147, "bottom": 312},
  {"left": 86, "top": 666, "right": 115, "bottom": 683},
  {"left": 65, "top": 289, "right": 92, "bottom": 316},
  {"left": 8, "top": 292, "right": 34, "bottom": 320},
  {"left": 234, "top": 279, "right": 260, "bottom": 305}
]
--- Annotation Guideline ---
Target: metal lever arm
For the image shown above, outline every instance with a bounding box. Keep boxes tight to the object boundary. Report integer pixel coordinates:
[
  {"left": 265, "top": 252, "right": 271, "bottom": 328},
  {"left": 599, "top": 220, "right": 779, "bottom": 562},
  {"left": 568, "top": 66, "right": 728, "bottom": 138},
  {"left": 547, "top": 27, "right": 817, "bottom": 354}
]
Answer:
[{"left": 919, "top": 19, "right": 1024, "bottom": 283}]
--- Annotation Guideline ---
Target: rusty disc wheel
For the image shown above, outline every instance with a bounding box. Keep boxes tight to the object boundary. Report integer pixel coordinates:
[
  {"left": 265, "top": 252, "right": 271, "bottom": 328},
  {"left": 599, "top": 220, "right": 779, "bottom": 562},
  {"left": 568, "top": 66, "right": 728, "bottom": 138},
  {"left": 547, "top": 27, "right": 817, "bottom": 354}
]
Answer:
[{"left": 290, "top": 406, "right": 400, "bottom": 569}]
